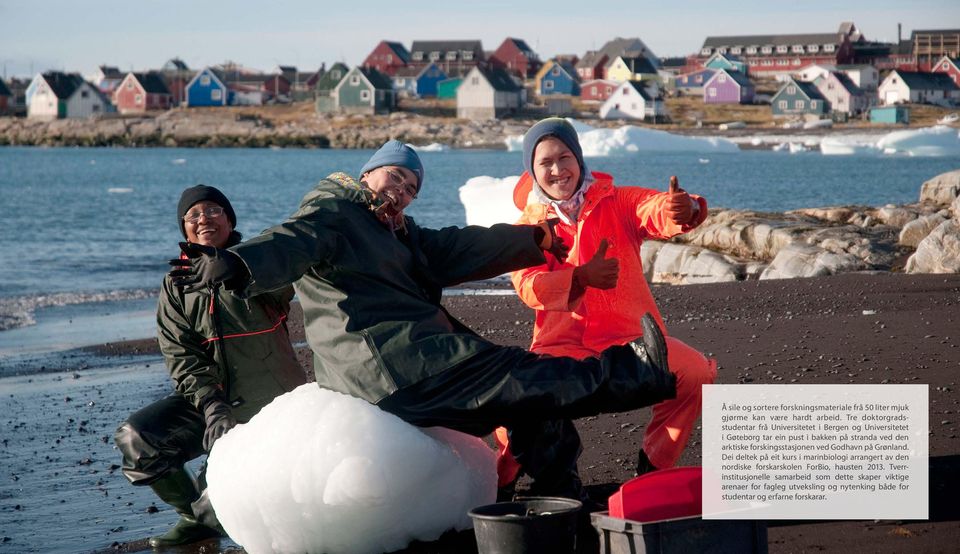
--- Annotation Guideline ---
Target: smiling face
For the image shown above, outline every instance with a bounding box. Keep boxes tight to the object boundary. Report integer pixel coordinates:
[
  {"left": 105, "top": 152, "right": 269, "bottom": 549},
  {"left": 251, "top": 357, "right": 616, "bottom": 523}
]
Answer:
[
  {"left": 361, "top": 165, "right": 419, "bottom": 216},
  {"left": 183, "top": 200, "right": 233, "bottom": 248},
  {"left": 532, "top": 136, "right": 581, "bottom": 201}
]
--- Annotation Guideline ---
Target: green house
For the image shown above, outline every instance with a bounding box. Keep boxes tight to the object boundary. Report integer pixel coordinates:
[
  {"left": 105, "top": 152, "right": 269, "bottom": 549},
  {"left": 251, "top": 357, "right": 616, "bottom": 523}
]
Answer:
[
  {"left": 703, "top": 52, "right": 748, "bottom": 74},
  {"left": 315, "top": 62, "right": 349, "bottom": 113},
  {"left": 334, "top": 66, "right": 395, "bottom": 115},
  {"left": 437, "top": 78, "right": 462, "bottom": 99},
  {"left": 771, "top": 78, "right": 828, "bottom": 118}
]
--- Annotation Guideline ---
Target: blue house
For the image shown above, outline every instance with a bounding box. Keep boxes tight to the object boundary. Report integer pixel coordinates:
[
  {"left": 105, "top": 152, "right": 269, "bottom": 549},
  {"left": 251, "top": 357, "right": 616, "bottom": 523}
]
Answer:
[
  {"left": 536, "top": 59, "right": 580, "bottom": 96},
  {"left": 674, "top": 68, "right": 716, "bottom": 93},
  {"left": 185, "top": 67, "right": 228, "bottom": 107},
  {"left": 392, "top": 62, "right": 447, "bottom": 98}
]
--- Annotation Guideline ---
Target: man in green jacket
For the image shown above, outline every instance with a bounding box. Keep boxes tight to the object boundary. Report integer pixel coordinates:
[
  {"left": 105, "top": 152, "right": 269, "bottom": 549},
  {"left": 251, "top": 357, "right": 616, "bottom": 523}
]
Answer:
[
  {"left": 170, "top": 141, "right": 677, "bottom": 502},
  {"left": 115, "top": 185, "right": 307, "bottom": 547}
]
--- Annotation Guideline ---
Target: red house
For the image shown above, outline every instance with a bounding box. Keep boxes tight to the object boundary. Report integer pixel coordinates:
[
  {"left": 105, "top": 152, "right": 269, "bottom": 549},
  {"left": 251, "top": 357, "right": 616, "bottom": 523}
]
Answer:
[
  {"left": 114, "top": 72, "right": 172, "bottom": 114},
  {"left": 580, "top": 79, "right": 618, "bottom": 103},
  {"left": 934, "top": 56, "right": 960, "bottom": 88},
  {"left": 262, "top": 74, "right": 291, "bottom": 100},
  {"left": 362, "top": 41, "right": 411, "bottom": 76},
  {"left": 489, "top": 37, "right": 541, "bottom": 78},
  {"left": 575, "top": 51, "right": 608, "bottom": 81}
]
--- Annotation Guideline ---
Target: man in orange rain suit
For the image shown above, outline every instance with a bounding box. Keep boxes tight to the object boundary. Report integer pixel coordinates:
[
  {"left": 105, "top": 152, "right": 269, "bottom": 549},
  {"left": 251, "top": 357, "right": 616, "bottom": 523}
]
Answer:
[{"left": 495, "top": 118, "right": 717, "bottom": 498}]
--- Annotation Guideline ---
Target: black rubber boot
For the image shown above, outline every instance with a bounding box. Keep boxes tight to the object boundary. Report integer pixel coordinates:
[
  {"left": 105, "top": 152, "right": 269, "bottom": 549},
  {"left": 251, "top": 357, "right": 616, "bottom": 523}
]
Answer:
[
  {"left": 635, "top": 449, "right": 658, "bottom": 476},
  {"left": 148, "top": 467, "right": 222, "bottom": 548},
  {"left": 631, "top": 313, "right": 669, "bottom": 374}
]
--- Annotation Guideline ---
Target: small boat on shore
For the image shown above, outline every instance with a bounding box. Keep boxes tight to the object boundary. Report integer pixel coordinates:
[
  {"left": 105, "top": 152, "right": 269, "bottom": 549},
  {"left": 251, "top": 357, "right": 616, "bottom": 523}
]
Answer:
[{"left": 937, "top": 113, "right": 959, "bottom": 125}]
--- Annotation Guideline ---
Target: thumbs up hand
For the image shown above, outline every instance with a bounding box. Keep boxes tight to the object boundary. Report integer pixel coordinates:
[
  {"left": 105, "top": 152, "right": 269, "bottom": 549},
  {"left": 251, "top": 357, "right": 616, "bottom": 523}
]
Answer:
[
  {"left": 664, "top": 175, "right": 697, "bottom": 225},
  {"left": 573, "top": 239, "right": 619, "bottom": 290}
]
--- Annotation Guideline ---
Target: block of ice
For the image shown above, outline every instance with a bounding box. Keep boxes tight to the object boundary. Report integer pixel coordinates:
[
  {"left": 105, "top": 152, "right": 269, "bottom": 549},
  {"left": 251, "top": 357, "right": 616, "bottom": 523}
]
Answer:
[
  {"left": 876, "top": 125, "right": 960, "bottom": 157},
  {"left": 206, "top": 384, "right": 496, "bottom": 554},
  {"left": 458, "top": 175, "right": 523, "bottom": 227}
]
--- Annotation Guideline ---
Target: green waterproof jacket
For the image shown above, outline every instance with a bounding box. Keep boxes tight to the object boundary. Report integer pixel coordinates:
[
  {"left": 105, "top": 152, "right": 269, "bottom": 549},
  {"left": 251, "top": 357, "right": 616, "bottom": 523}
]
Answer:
[
  {"left": 157, "top": 247, "right": 307, "bottom": 422},
  {"left": 231, "top": 172, "right": 546, "bottom": 404}
]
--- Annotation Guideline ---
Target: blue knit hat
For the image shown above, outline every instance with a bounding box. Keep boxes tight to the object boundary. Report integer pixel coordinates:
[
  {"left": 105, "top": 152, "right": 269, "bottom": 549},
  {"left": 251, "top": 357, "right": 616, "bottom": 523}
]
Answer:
[
  {"left": 359, "top": 140, "right": 425, "bottom": 190},
  {"left": 522, "top": 118, "right": 585, "bottom": 189}
]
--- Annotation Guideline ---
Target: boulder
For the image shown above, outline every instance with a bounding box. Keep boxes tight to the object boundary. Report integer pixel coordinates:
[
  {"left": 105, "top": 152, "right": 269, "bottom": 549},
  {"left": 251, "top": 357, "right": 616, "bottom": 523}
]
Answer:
[
  {"left": 899, "top": 213, "right": 947, "bottom": 247},
  {"left": 649, "top": 243, "right": 745, "bottom": 284},
  {"left": 790, "top": 207, "right": 854, "bottom": 224},
  {"left": 904, "top": 219, "right": 960, "bottom": 274},
  {"left": 640, "top": 240, "right": 667, "bottom": 282},
  {"left": 760, "top": 243, "right": 861, "bottom": 280},
  {"left": 919, "top": 169, "right": 960, "bottom": 206},
  {"left": 953, "top": 196, "right": 960, "bottom": 220},
  {"left": 872, "top": 205, "right": 916, "bottom": 228}
]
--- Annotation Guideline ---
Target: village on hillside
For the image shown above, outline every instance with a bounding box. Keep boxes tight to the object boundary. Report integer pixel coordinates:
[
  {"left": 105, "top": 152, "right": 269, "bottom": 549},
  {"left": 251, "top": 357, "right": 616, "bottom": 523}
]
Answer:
[{"left": 1, "top": 23, "right": 959, "bottom": 129}]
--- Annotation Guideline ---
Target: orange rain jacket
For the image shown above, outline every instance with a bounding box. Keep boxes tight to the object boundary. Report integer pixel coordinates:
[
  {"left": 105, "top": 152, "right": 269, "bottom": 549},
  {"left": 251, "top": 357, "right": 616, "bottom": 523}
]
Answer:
[{"left": 511, "top": 171, "right": 708, "bottom": 358}]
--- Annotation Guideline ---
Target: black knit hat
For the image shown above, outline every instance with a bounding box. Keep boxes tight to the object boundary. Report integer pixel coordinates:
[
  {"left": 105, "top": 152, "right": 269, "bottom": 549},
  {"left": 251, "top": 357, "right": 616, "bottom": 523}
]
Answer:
[{"left": 177, "top": 185, "right": 237, "bottom": 239}]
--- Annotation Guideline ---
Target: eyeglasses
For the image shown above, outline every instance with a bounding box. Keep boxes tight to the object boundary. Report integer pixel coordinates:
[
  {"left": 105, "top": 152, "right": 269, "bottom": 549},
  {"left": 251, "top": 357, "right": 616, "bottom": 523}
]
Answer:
[
  {"left": 183, "top": 206, "right": 225, "bottom": 223},
  {"left": 383, "top": 168, "right": 419, "bottom": 200}
]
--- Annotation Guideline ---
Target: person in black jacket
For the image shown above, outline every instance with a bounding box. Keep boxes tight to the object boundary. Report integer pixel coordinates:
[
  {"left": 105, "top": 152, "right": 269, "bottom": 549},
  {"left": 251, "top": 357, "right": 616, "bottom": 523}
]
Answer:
[
  {"left": 115, "top": 185, "right": 307, "bottom": 547},
  {"left": 169, "top": 142, "right": 676, "bottom": 505}
]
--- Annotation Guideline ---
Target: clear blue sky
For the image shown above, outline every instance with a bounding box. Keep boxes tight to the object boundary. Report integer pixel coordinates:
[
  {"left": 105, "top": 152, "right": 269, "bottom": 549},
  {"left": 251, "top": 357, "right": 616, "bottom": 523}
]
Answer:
[{"left": 0, "top": 0, "right": 956, "bottom": 78}]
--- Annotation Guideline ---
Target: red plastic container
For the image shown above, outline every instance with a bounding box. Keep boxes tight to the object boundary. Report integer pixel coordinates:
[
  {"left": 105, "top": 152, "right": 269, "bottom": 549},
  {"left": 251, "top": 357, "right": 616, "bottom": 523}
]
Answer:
[{"left": 607, "top": 467, "right": 702, "bottom": 522}]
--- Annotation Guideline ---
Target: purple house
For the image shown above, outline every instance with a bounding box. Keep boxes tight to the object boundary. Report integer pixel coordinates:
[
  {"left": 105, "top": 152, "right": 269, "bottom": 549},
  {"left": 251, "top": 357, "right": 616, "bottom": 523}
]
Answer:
[{"left": 703, "top": 68, "right": 755, "bottom": 104}]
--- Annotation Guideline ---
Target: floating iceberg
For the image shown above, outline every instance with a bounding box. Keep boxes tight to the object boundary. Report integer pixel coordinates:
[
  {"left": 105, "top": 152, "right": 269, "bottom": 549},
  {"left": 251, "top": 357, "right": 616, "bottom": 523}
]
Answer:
[
  {"left": 875, "top": 125, "right": 960, "bottom": 157},
  {"left": 504, "top": 118, "right": 739, "bottom": 156},
  {"left": 458, "top": 175, "right": 523, "bottom": 227},
  {"left": 207, "top": 384, "right": 496, "bottom": 554},
  {"left": 820, "top": 136, "right": 879, "bottom": 156},
  {"left": 411, "top": 143, "right": 449, "bottom": 152}
]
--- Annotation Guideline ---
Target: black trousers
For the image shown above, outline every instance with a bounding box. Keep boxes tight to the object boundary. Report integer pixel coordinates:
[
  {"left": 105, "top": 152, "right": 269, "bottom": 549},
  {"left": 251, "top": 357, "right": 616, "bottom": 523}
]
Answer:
[
  {"left": 114, "top": 395, "right": 207, "bottom": 486},
  {"left": 376, "top": 342, "right": 675, "bottom": 493}
]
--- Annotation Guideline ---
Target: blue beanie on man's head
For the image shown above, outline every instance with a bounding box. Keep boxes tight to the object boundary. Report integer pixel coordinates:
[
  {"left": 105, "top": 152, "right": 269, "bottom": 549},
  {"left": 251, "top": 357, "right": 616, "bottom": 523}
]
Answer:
[
  {"left": 359, "top": 140, "right": 425, "bottom": 190},
  {"left": 522, "top": 118, "right": 585, "bottom": 188}
]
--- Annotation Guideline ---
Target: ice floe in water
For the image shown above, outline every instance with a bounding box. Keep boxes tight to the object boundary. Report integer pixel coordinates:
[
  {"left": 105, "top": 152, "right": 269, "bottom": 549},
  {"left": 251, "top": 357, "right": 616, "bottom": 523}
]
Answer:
[
  {"left": 736, "top": 125, "right": 960, "bottom": 156},
  {"left": 206, "top": 384, "right": 496, "bottom": 554},
  {"left": 458, "top": 176, "right": 523, "bottom": 227},
  {"left": 411, "top": 143, "right": 450, "bottom": 152},
  {"left": 875, "top": 125, "right": 960, "bottom": 157},
  {"left": 504, "top": 118, "right": 739, "bottom": 155}
]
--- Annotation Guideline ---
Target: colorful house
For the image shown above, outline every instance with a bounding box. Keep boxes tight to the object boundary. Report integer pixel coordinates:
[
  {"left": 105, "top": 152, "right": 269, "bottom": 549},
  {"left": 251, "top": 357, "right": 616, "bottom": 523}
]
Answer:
[
  {"left": 878, "top": 70, "right": 960, "bottom": 105},
  {"left": 535, "top": 60, "right": 579, "bottom": 96},
  {"left": 489, "top": 37, "right": 541, "bottom": 78},
  {"left": 456, "top": 66, "right": 523, "bottom": 120},
  {"left": 160, "top": 58, "right": 191, "bottom": 106},
  {"left": 703, "top": 52, "right": 747, "bottom": 74},
  {"left": 393, "top": 63, "right": 446, "bottom": 98},
  {"left": 409, "top": 40, "right": 484, "bottom": 74},
  {"left": 185, "top": 67, "right": 228, "bottom": 107},
  {"left": 771, "top": 78, "right": 828, "bottom": 117},
  {"left": 703, "top": 69, "right": 755, "bottom": 104},
  {"left": 88, "top": 65, "right": 124, "bottom": 95},
  {"left": 575, "top": 51, "right": 608, "bottom": 81},
  {"left": 436, "top": 77, "right": 462, "bottom": 99},
  {"left": 334, "top": 66, "right": 396, "bottom": 115},
  {"left": 870, "top": 105, "right": 909, "bottom": 124},
  {"left": 606, "top": 55, "right": 659, "bottom": 83},
  {"left": 812, "top": 71, "right": 870, "bottom": 116},
  {"left": 933, "top": 56, "right": 960, "bottom": 88},
  {"left": 599, "top": 80, "right": 665, "bottom": 121},
  {"left": 674, "top": 68, "right": 716, "bottom": 94},
  {"left": 836, "top": 64, "right": 880, "bottom": 91},
  {"left": 362, "top": 41, "right": 411, "bottom": 77},
  {"left": 28, "top": 72, "right": 114, "bottom": 119},
  {"left": 114, "top": 72, "right": 172, "bottom": 114},
  {"left": 262, "top": 74, "right": 291, "bottom": 101},
  {"left": 596, "top": 37, "right": 660, "bottom": 74},
  {"left": 580, "top": 79, "right": 618, "bottom": 103},
  {"left": 0, "top": 79, "right": 11, "bottom": 113}
]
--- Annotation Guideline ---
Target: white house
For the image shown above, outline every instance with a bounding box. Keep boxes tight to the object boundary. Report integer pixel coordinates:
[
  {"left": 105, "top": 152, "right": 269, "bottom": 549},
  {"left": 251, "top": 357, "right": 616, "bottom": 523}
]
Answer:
[
  {"left": 878, "top": 70, "right": 960, "bottom": 106},
  {"left": 65, "top": 80, "right": 113, "bottom": 118},
  {"left": 599, "top": 80, "right": 666, "bottom": 121},
  {"left": 836, "top": 64, "right": 879, "bottom": 91},
  {"left": 812, "top": 71, "right": 871, "bottom": 116},
  {"left": 795, "top": 64, "right": 837, "bottom": 83},
  {"left": 28, "top": 72, "right": 112, "bottom": 119},
  {"left": 456, "top": 66, "right": 523, "bottom": 120}
]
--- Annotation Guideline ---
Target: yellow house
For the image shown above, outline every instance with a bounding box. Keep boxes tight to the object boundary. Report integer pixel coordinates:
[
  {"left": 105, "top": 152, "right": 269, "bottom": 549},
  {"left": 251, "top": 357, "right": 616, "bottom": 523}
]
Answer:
[{"left": 606, "top": 55, "right": 659, "bottom": 83}]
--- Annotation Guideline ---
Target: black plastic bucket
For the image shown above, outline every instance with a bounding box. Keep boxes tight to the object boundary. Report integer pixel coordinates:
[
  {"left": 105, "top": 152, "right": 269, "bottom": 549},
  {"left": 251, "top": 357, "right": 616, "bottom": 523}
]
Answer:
[{"left": 468, "top": 496, "right": 582, "bottom": 554}]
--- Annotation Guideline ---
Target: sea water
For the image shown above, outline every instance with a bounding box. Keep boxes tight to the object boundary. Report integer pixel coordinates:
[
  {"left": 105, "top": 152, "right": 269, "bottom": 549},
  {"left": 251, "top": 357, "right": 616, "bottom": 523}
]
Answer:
[{"left": 0, "top": 146, "right": 957, "bottom": 355}]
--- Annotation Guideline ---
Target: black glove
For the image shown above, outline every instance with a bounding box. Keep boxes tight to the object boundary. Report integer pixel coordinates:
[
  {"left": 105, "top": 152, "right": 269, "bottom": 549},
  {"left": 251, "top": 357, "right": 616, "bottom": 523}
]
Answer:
[
  {"left": 168, "top": 242, "right": 249, "bottom": 293},
  {"left": 534, "top": 218, "right": 569, "bottom": 262},
  {"left": 201, "top": 393, "right": 237, "bottom": 451}
]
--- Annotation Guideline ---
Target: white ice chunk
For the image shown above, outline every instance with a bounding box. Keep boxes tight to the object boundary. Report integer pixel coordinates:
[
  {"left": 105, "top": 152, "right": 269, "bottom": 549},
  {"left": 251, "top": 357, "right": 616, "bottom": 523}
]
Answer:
[
  {"left": 504, "top": 117, "right": 739, "bottom": 155},
  {"left": 206, "top": 384, "right": 496, "bottom": 554},
  {"left": 458, "top": 175, "right": 523, "bottom": 227},
  {"left": 411, "top": 143, "right": 449, "bottom": 152},
  {"left": 876, "top": 125, "right": 960, "bottom": 157}
]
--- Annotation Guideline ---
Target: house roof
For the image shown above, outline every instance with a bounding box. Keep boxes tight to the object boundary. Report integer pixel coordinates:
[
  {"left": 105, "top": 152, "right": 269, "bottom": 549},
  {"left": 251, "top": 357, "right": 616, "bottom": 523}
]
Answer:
[
  {"left": 394, "top": 63, "right": 441, "bottom": 79},
  {"left": 892, "top": 70, "right": 960, "bottom": 91},
  {"left": 410, "top": 40, "right": 483, "bottom": 56},
  {"left": 316, "top": 62, "right": 349, "bottom": 91},
  {"left": 721, "top": 69, "right": 754, "bottom": 88},
  {"left": 501, "top": 37, "right": 535, "bottom": 54},
  {"left": 937, "top": 56, "right": 960, "bottom": 71},
  {"left": 575, "top": 50, "right": 607, "bottom": 69},
  {"left": 98, "top": 65, "right": 123, "bottom": 78},
  {"left": 702, "top": 32, "right": 840, "bottom": 49},
  {"left": 164, "top": 58, "right": 189, "bottom": 71},
  {"left": 357, "top": 66, "right": 394, "bottom": 90},
  {"left": 132, "top": 72, "right": 171, "bottom": 94},
  {"left": 382, "top": 41, "right": 412, "bottom": 63},
  {"left": 40, "top": 72, "right": 85, "bottom": 99},
  {"left": 613, "top": 55, "right": 658, "bottom": 75},
  {"left": 598, "top": 37, "right": 651, "bottom": 60},
  {"left": 778, "top": 78, "right": 827, "bottom": 101},
  {"left": 832, "top": 72, "right": 863, "bottom": 96},
  {"left": 623, "top": 80, "right": 654, "bottom": 101},
  {"left": 473, "top": 67, "right": 522, "bottom": 92},
  {"left": 890, "top": 39, "right": 914, "bottom": 56},
  {"left": 659, "top": 57, "right": 687, "bottom": 68}
]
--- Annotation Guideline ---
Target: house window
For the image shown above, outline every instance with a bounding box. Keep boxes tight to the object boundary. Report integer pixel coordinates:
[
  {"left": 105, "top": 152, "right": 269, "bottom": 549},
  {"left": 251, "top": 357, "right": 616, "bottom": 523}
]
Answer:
[
  {"left": 681, "top": 76, "right": 688, "bottom": 84},
  {"left": 746, "top": 46, "right": 757, "bottom": 54},
  {"left": 718, "top": 74, "right": 727, "bottom": 83},
  {"left": 92, "top": 104, "right": 100, "bottom": 112},
  {"left": 808, "top": 44, "right": 819, "bottom": 53},
  {"left": 787, "top": 85, "right": 796, "bottom": 95},
  {"left": 731, "top": 47, "right": 742, "bottom": 54},
  {"left": 828, "top": 82, "right": 835, "bottom": 90},
  {"left": 412, "top": 52, "right": 423, "bottom": 61},
  {"left": 591, "top": 86, "right": 597, "bottom": 95},
  {"left": 360, "top": 89, "right": 370, "bottom": 101},
  {"left": 350, "top": 75, "right": 360, "bottom": 85},
  {"left": 811, "top": 100, "right": 818, "bottom": 109},
  {"left": 445, "top": 51, "right": 457, "bottom": 61},
  {"left": 386, "top": 54, "right": 393, "bottom": 63},
  {"left": 695, "top": 75, "right": 703, "bottom": 83},
  {"left": 200, "top": 75, "right": 210, "bottom": 86},
  {"left": 332, "top": 70, "right": 342, "bottom": 80},
  {"left": 709, "top": 88, "right": 717, "bottom": 97},
  {"left": 824, "top": 44, "right": 835, "bottom": 53},
  {"left": 717, "top": 47, "right": 727, "bottom": 54},
  {"left": 396, "top": 78, "right": 405, "bottom": 86},
  {"left": 776, "top": 45, "right": 788, "bottom": 53},
  {"left": 544, "top": 80, "right": 554, "bottom": 90},
  {"left": 700, "top": 48, "right": 712, "bottom": 56},
  {"left": 795, "top": 99, "right": 805, "bottom": 109},
  {"left": 211, "top": 89, "right": 222, "bottom": 100},
  {"left": 81, "top": 90, "right": 89, "bottom": 98},
  {"left": 462, "top": 51, "right": 474, "bottom": 61},
  {"left": 551, "top": 66, "right": 560, "bottom": 76},
  {"left": 761, "top": 46, "right": 773, "bottom": 54},
  {"left": 778, "top": 100, "right": 787, "bottom": 109},
  {"left": 135, "top": 94, "right": 142, "bottom": 104},
  {"left": 791, "top": 45, "right": 804, "bottom": 53},
  {"left": 471, "top": 76, "right": 479, "bottom": 85},
  {"left": 606, "top": 86, "right": 612, "bottom": 94},
  {"left": 430, "top": 51, "right": 441, "bottom": 61},
  {"left": 793, "top": 59, "right": 802, "bottom": 66},
  {"left": 126, "top": 81, "right": 134, "bottom": 89}
]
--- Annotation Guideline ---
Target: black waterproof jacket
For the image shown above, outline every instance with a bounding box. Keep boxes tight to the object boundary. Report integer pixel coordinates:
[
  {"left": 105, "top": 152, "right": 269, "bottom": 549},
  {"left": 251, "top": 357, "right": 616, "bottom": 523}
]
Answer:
[{"left": 231, "top": 172, "right": 546, "bottom": 403}]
